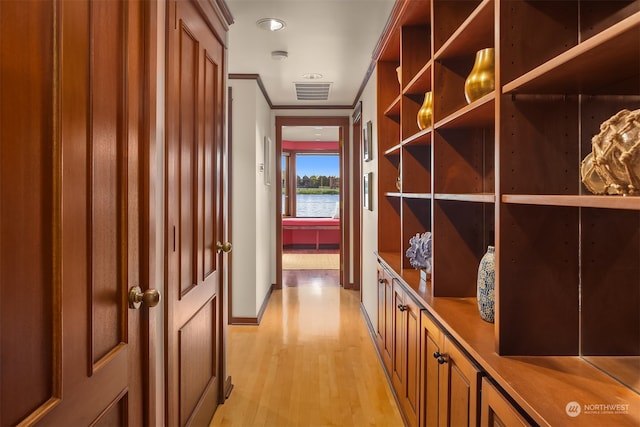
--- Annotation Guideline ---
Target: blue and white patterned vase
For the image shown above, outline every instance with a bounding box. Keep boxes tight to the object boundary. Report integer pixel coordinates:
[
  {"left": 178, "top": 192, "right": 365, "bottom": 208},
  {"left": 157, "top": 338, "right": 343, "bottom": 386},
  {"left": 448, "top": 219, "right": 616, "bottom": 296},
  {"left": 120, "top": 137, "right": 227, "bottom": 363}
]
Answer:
[{"left": 476, "top": 246, "right": 495, "bottom": 323}]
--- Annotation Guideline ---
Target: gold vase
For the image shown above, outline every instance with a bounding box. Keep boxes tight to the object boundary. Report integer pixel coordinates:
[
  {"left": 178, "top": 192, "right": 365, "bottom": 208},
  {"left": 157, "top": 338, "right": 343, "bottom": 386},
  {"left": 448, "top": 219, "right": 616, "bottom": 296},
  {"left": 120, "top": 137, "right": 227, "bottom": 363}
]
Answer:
[
  {"left": 464, "top": 47, "right": 495, "bottom": 104},
  {"left": 417, "top": 91, "right": 433, "bottom": 130}
]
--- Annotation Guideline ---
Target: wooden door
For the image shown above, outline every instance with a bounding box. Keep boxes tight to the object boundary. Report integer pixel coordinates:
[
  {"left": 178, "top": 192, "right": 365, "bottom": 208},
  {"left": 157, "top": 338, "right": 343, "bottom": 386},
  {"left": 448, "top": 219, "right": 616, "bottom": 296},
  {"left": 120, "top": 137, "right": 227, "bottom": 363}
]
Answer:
[
  {"left": 480, "top": 378, "right": 531, "bottom": 427},
  {"left": 376, "top": 267, "right": 386, "bottom": 350},
  {"left": 165, "top": 0, "right": 228, "bottom": 425},
  {"left": 383, "top": 272, "right": 394, "bottom": 373},
  {"left": 0, "top": 0, "right": 151, "bottom": 425},
  {"left": 420, "top": 313, "right": 444, "bottom": 427},
  {"left": 392, "top": 282, "right": 420, "bottom": 427},
  {"left": 403, "top": 297, "right": 421, "bottom": 427},
  {"left": 392, "top": 281, "right": 406, "bottom": 393},
  {"left": 439, "top": 336, "right": 481, "bottom": 427}
]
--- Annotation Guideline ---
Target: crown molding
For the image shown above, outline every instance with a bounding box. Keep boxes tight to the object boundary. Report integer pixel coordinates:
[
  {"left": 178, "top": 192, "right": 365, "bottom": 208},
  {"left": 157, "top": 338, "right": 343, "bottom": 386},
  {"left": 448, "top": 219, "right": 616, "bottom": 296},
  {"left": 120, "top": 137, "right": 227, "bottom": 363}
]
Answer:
[{"left": 228, "top": 73, "right": 357, "bottom": 111}]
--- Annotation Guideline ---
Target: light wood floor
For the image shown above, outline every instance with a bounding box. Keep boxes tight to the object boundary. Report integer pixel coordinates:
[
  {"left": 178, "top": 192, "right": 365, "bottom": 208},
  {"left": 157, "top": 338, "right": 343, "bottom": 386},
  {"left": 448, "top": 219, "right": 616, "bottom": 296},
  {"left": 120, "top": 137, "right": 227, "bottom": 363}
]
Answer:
[{"left": 210, "top": 272, "right": 404, "bottom": 427}]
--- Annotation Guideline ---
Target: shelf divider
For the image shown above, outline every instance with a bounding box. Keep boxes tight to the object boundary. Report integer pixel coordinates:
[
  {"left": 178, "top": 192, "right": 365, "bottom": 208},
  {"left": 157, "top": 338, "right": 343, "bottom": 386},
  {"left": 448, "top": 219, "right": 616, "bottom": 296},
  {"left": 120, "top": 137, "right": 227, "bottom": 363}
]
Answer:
[{"left": 502, "top": 194, "right": 640, "bottom": 211}]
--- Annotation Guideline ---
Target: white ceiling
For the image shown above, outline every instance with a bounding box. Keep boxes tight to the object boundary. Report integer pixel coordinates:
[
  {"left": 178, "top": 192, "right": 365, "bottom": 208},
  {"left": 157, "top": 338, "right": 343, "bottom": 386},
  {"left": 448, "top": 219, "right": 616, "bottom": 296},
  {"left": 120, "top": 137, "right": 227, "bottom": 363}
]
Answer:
[
  {"left": 282, "top": 125, "right": 339, "bottom": 141},
  {"left": 226, "top": 0, "right": 395, "bottom": 107}
]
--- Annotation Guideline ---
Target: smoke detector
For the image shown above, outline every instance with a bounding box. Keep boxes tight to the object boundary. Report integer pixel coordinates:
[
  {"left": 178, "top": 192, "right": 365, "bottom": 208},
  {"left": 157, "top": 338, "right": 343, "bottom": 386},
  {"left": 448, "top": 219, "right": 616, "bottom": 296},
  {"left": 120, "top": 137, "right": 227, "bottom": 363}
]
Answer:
[{"left": 271, "top": 50, "right": 288, "bottom": 61}]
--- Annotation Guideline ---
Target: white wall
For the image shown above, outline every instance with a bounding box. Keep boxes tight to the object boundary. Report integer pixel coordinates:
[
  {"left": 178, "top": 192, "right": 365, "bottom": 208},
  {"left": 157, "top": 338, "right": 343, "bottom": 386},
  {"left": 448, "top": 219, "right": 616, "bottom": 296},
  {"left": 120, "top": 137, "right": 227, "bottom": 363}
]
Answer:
[
  {"left": 356, "top": 76, "right": 379, "bottom": 326},
  {"left": 254, "top": 88, "right": 273, "bottom": 315},
  {"left": 230, "top": 79, "right": 272, "bottom": 318}
]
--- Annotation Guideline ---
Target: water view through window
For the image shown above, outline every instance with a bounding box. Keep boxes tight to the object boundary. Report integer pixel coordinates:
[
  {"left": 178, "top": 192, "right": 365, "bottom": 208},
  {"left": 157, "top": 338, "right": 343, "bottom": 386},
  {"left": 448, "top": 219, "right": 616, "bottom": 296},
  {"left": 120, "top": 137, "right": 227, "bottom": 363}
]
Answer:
[{"left": 282, "top": 153, "right": 340, "bottom": 218}]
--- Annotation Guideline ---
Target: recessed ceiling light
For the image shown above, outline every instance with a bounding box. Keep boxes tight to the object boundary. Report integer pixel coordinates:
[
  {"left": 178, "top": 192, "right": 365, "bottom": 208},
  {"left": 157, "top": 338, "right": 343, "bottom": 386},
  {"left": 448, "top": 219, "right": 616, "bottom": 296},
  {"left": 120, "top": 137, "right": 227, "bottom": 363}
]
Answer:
[
  {"left": 256, "top": 18, "right": 286, "bottom": 32},
  {"left": 303, "top": 73, "right": 323, "bottom": 80},
  {"left": 271, "top": 50, "right": 288, "bottom": 61}
]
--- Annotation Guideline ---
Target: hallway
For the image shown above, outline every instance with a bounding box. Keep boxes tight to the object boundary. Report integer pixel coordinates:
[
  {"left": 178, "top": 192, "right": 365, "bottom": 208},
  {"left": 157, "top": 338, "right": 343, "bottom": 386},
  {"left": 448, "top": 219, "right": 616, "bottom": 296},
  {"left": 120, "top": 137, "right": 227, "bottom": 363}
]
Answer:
[{"left": 210, "top": 273, "right": 404, "bottom": 426}]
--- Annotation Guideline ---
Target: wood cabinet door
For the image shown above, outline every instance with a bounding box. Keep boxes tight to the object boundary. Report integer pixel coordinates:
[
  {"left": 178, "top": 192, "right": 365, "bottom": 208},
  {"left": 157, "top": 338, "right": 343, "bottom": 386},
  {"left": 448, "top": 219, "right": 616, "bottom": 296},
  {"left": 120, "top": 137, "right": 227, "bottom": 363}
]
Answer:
[
  {"left": 165, "top": 0, "right": 227, "bottom": 425},
  {"left": 383, "top": 271, "right": 394, "bottom": 373},
  {"left": 480, "top": 378, "right": 531, "bottom": 427},
  {"left": 439, "top": 336, "right": 482, "bottom": 427},
  {"left": 390, "top": 281, "right": 420, "bottom": 427},
  {"left": 376, "top": 267, "right": 386, "bottom": 350},
  {"left": 420, "top": 313, "right": 444, "bottom": 427},
  {"left": 401, "top": 298, "right": 421, "bottom": 427},
  {"left": 392, "top": 281, "right": 406, "bottom": 393},
  {"left": 1, "top": 0, "right": 151, "bottom": 424}
]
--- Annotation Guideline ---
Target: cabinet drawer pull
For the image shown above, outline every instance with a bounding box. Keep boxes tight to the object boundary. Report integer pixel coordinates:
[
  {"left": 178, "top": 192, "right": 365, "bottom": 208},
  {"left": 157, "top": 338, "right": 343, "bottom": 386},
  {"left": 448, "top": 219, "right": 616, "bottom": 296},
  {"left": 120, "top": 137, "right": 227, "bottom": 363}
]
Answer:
[
  {"left": 397, "top": 304, "right": 408, "bottom": 312},
  {"left": 433, "top": 351, "right": 448, "bottom": 364}
]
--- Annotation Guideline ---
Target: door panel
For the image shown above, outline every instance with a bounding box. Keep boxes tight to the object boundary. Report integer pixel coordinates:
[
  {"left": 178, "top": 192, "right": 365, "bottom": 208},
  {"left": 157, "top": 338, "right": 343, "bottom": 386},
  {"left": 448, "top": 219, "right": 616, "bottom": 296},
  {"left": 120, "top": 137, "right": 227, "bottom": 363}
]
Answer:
[
  {"left": 405, "top": 300, "right": 420, "bottom": 423},
  {"left": 179, "top": 298, "right": 217, "bottom": 426},
  {"left": 91, "top": 0, "right": 127, "bottom": 367},
  {"left": 166, "top": 0, "right": 226, "bottom": 425},
  {"left": 1, "top": 0, "right": 148, "bottom": 425},
  {"left": 0, "top": 2, "right": 56, "bottom": 424},
  {"left": 439, "top": 337, "right": 481, "bottom": 427},
  {"left": 392, "top": 281, "right": 405, "bottom": 390}
]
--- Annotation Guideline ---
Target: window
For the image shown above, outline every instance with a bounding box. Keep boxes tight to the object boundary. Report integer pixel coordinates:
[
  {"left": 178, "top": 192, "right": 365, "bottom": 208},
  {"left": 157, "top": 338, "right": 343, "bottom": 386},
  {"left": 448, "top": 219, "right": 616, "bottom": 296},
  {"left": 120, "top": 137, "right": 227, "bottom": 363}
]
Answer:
[
  {"left": 281, "top": 153, "right": 291, "bottom": 216},
  {"left": 282, "top": 152, "right": 339, "bottom": 218}
]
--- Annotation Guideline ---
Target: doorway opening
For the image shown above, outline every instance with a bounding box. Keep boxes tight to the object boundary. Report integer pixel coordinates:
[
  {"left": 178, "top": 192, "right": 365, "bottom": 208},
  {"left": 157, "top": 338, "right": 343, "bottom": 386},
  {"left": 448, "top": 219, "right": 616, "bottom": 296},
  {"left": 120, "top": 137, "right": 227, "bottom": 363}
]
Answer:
[
  {"left": 282, "top": 136, "right": 340, "bottom": 272},
  {"left": 275, "top": 116, "right": 351, "bottom": 289}
]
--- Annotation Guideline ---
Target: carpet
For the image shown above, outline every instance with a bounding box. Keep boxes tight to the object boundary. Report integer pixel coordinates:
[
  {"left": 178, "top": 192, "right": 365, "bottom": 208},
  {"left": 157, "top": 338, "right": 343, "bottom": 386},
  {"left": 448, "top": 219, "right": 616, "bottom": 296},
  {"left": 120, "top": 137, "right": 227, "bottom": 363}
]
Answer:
[{"left": 282, "top": 253, "right": 340, "bottom": 270}]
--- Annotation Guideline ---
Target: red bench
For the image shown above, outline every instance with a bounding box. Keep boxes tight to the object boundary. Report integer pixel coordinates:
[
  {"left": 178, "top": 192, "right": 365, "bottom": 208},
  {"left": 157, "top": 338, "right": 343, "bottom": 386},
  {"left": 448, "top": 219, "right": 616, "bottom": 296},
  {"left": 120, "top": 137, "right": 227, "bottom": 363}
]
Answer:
[{"left": 282, "top": 217, "right": 340, "bottom": 250}]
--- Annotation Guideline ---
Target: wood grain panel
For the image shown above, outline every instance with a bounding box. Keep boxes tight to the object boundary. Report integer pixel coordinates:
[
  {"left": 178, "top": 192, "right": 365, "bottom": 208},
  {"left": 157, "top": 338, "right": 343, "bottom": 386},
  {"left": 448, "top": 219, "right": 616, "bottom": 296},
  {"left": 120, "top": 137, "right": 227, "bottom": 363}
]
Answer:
[
  {"left": 376, "top": 266, "right": 386, "bottom": 348},
  {"left": 500, "top": 95, "right": 578, "bottom": 195},
  {"left": 433, "top": 200, "right": 487, "bottom": 297},
  {"left": 433, "top": 56, "right": 475, "bottom": 121},
  {"left": 448, "top": 364, "right": 471, "bottom": 426},
  {"left": 480, "top": 378, "right": 530, "bottom": 427},
  {"left": 383, "top": 273, "right": 394, "bottom": 373},
  {"left": 91, "top": 0, "right": 125, "bottom": 366},
  {"left": 499, "top": 1, "right": 577, "bottom": 85},
  {"left": 405, "top": 300, "right": 420, "bottom": 425},
  {"left": 581, "top": 208, "right": 639, "bottom": 356},
  {"left": 403, "top": 144, "right": 431, "bottom": 194},
  {"left": 203, "top": 54, "right": 217, "bottom": 278},
  {"left": 440, "top": 336, "right": 481, "bottom": 427},
  {"left": 179, "top": 24, "right": 198, "bottom": 296},
  {"left": 499, "top": 204, "right": 579, "bottom": 355},
  {"left": 0, "top": 1, "right": 57, "bottom": 424},
  {"left": 392, "top": 282, "right": 405, "bottom": 390},
  {"left": 432, "top": 0, "right": 481, "bottom": 54},
  {"left": 420, "top": 313, "right": 443, "bottom": 427},
  {"left": 93, "top": 392, "right": 126, "bottom": 427},
  {"left": 179, "top": 297, "right": 217, "bottom": 426},
  {"left": 434, "top": 128, "right": 494, "bottom": 194}
]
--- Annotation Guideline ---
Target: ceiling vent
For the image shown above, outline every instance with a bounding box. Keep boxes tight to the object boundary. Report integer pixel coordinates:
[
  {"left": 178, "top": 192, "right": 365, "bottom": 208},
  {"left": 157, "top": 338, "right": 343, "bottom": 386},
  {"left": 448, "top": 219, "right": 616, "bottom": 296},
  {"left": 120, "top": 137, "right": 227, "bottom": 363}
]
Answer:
[{"left": 294, "top": 82, "right": 332, "bottom": 101}]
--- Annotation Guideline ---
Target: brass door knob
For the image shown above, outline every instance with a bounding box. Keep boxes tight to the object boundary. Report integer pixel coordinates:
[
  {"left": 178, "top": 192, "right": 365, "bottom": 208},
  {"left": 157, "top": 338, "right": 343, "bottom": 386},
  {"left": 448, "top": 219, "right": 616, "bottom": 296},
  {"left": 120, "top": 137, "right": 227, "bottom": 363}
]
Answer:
[
  {"left": 217, "top": 241, "right": 232, "bottom": 253},
  {"left": 128, "top": 286, "right": 161, "bottom": 309}
]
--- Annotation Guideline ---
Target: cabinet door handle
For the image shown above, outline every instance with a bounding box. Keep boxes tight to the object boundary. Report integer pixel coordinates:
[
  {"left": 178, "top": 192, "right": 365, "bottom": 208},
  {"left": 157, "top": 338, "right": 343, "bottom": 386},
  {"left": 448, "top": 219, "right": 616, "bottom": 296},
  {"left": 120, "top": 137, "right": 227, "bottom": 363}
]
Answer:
[
  {"left": 397, "top": 304, "right": 408, "bottom": 312},
  {"left": 433, "top": 351, "right": 448, "bottom": 364},
  {"left": 379, "top": 278, "right": 385, "bottom": 284}
]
